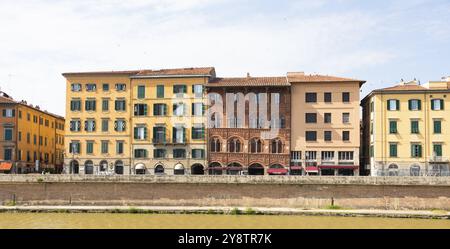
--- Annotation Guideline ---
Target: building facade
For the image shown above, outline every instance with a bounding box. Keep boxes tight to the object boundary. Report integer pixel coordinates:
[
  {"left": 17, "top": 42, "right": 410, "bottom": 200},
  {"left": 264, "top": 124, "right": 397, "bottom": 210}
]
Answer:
[
  {"left": 0, "top": 91, "right": 65, "bottom": 173},
  {"left": 63, "top": 68, "right": 213, "bottom": 175},
  {"left": 361, "top": 77, "right": 450, "bottom": 176},
  {"left": 206, "top": 76, "right": 291, "bottom": 175},
  {"left": 288, "top": 72, "right": 365, "bottom": 176}
]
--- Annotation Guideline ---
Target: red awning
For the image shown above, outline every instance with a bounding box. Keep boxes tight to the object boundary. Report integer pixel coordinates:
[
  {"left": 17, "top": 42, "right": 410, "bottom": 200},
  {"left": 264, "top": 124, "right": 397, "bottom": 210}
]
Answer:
[
  {"left": 318, "top": 165, "right": 358, "bottom": 169},
  {"left": 0, "top": 162, "right": 13, "bottom": 171},
  {"left": 267, "top": 168, "right": 288, "bottom": 174},
  {"left": 305, "top": 166, "right": 319, "bottom": 172},
  {"left": 290, "top": 166, "right": 302, "bottom": 170},
  {"left": 225, "top": 167, "right": 243, "bottom": 170}
]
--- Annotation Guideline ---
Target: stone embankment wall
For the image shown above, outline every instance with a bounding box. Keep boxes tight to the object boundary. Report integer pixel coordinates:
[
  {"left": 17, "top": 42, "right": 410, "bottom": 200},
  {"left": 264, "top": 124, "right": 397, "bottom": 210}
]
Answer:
[{"left": 0, "top": 175, "right": 449, "bottom": 210}]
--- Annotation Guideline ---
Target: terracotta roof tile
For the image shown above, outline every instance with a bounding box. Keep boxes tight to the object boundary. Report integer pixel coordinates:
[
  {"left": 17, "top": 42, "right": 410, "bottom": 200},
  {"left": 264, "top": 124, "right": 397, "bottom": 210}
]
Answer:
[
  {"left": 0, "top": 95, "right": 16, "bottom": 104},
  {"left": 207, "top": 77, "right": 289, "bottom": 87},
  {"left": 287, "top": 73, "right": 365, "bottom": 83},
  {"left": 0, "top": 95, "right": 64, "bottom": 120},
  {"left": 135, "top": 67, "right": 215, "bottom": 77},
  {"left": 377, "top": 84, "right": 427, "bottom": 91}
]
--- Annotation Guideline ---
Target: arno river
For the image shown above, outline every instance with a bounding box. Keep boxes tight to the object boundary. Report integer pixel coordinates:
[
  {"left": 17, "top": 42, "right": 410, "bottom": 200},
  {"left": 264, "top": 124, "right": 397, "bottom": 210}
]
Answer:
[{"left": 0, "top": 213, "right": 449, "bottom": 229}]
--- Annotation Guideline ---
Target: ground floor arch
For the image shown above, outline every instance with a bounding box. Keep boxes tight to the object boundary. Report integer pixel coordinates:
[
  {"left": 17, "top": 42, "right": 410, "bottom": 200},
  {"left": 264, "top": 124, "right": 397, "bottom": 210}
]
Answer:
[
  {"left": 99, "top": 160, "right": 108, "bottom": 172},
  {"left": 191, "top": 164, "right": 205, "bottom": 175},
  {"left": 248, "top": 163, "right": 264, "bottom": 175},
  {"left": 115, "top": 160, "right": 124, "bottom": 175},
  {"left": 155, "top": 164, "right": 165, "bottom": 174},
  {"left": 208, "top": 162, "right": 223, "bottom": 175},
  {"left": 84, "top": 160, "right": 94, "bottom": 175},
  {"left": 174, "top": 163, "right": 185, "bottom": 175},
  {"left": 70, "top": 160, "right": 79, "bottom": 174},
  {"left": 135, "top": 163, "right": 146, "bottom": 175},
  {"left": 227, "top": 162, "right": 243, "bottom": 175}
]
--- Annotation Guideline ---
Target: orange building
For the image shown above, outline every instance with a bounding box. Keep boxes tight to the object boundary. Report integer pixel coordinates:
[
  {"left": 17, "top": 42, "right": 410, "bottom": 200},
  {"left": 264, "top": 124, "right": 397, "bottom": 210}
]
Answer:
[{"left": 0, "top": 91, "right": 65, "bottom": 173}]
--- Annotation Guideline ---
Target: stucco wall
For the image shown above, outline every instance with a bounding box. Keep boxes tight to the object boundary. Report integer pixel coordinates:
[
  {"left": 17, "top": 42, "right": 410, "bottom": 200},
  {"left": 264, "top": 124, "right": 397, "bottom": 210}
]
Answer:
[{"left": 0, "top": 175, "right": 449, "bottom": 210}]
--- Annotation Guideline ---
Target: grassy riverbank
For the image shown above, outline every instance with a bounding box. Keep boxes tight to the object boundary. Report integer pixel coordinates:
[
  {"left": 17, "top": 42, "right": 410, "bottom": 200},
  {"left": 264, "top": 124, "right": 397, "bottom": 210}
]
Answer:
[{"left": 0, "top": 205, "right": 449, "bottom": 220}]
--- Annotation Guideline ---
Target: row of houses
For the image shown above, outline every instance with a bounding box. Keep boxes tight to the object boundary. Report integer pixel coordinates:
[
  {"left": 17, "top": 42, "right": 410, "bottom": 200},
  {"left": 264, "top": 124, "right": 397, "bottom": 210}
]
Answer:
[{"left": 1, "top": 67, "right": 449, "bottom": 176}]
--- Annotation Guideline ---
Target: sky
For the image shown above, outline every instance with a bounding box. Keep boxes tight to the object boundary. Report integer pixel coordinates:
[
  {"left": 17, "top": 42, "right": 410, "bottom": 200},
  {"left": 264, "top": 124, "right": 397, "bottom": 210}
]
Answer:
[{"left": 0, "top": 0, "right": 449, "bottom": 116}]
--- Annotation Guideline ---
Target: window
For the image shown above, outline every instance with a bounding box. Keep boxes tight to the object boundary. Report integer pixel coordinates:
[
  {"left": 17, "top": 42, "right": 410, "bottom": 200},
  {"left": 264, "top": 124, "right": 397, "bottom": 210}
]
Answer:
[
  {"left": 324, "top": 92, "right": 332, "bottom": 103},
  {"left": 71, "top": 83, "right": 82, "bottom": 92},
  {"left": 101, "top": 119, "right": 109, "bottom": 132},
  {"left": 102, "top": 83, "right": 109, "bottom": 91},
  {"left": 173, "top": 85, "right": 187, "bottom": 95},
  {"left": 157, "top": 85, "right": 164, "bottom": 98},
  {"left": 27, "top": 113, "right": 30, "bottom": 121},
  {"left": 101, "top": 141, "right": 108, "bottom": 154},
  {"left": 338, "top": 151, "right": 354, "bottom": 161},
  {"left": 342, "top": 113, "right": 350, "bottom": 124},
  {"left": 4, "top": 128, "right": 13, "bottom": 141},
  {"left": 431, "top": 99, "right": 444, "bottom": 110},
  {"left": 134, "top": 104, "right": 148, "bottom": 116},
  {"left": 70, "top": 99, "right": 82, "bottom": 111},
  {"left": 70, "top": 120, "right": 81, "bottom": 132},
  {"left": 4, "top": 149, "right": 12, "bottom": 161},
  {"left": 86, "top": 141, "right": 94, "bottom": 154},
  {"left": 305, "top": 151, "right": 317, "bottom": 166},
  {"left": 69, "top": 141, "right": 81, "bottom": 154},
  {"left": 193, "top": 85, "right": 203, "bottom": 98},
  {"left": 411, "top": 144, "right": 422, "bottom": 158},
  {"left": 173, "top": 103, "right": 186, "bottom": 116},
  {"left": 102, "top": 99, "right": 109, "bottom": 111},
  {"left": 192, "top": 103, "right": 204, "bottom": 116},
  {"left": 18, "top": 131, "right": 21, "bottom": 141},
  {"left": 387, "top": 99, "right": 400, "bottom": 111},
  {"left": 153, "top": 104, "right": 167, "bottom": 116},
  {"left": 324, "top": 131, "right": 332, "bottom": 141},
  {"left": 115, "top": 83, "right": 126, "bottom": 91},
  {"left": 85, "top": 120, "right": 96, "bottom": 132},
  {"left": 291, "top": 151, "right": 302, "bottom": 162},
  {"left": 172, "top": 127, "right": 186, "bottom": 143},
  {"left": 33, "top": 135, "right": 37, "bottom": 145},
  {"left": 305, "top": 93, "right": 317, "bottom": 103},
  {"left": 305, "top": 131, "right": 317, "bottom": 141},
  {"left": 86, "top": 84, "right": 96, "bottom": 91},
  {"left": 137, "top": 85, "right": 145, "bottom": 99},
  {"left": 342, "top": 131, "right": 350, "bottom": 141},
  {"left": 210, "top": 138, "right": 221, "bottom": 152},
  {"left": 324, "top": 113, "right": 332, "bottom": 123},
  {"left": 411, "top": 120, "right": 419, "bottom": 134},
  {"left": 370, "top": 145, "right": 374, "bottom": 158},
  {"left": 85, "top": 99, "right": 96, "bottom": 111},
  {"left": 305, "top": 113, "right": 317, "bottom": 123},
  {"left": 134, "top": 126, "right": 148, "bottom": 140},
  {"left": 434, "top": 120, "right": 442, "bottom": 134},
  {"left": 389, "top": 143, "right": 398, "bottom": 157},
  {"left": 2, "top": 109, "right": 15, "bottom": 117},
  {"left": 389, "top": 120, "right": 397, "bottom": 134},
  {"left": 153, "top": 126, "right": 166, "bottom": 143},
  {"left": 408, "top": 99, "right": 421, "bottom": 111},
  {"left": 154, "top": 149, "right": 166, "bottom": 158},
  {"left": 250, "top": 138, "right": 263, "bottom": 153},
  {"left": 271, "top": 139, "right": 283, "bottom": 153},
  {"left": 321, "top": 151, "right": 334, "bottom": 161},
  {"left": 192, "top": 149, "right": 205, "bottom": 159},
  {"left": 27, "top": 133, "right": 30, "bottom": 144},
  {"left": 192, "top": 125, "right": 205, "bottom": 139},
  {"left": 228, "top": 138, "right": 242, "bottom": 153},
  {"left": 173, "top": 149, "right": 186, "bottom": 159},
  {"left": 116, "top": 141, "right": 124, "bottom": 154},
  {"left": 342, "top": 92, "right": 350, "bottom": 103},
  {"left": 115, "top": 99, "right": 126, "bottom": 111},
  {"left": 114, "top": 120, "right": 126, "bottom": 132},
  {"left": 134, "top": 149, "right": 148, "bottom": 158},
  {"left": 433, "top": 144, "right": 443, "bottom": 157},
  {"left": 273, "top": 93, "right": 280, "bottom": 105}
]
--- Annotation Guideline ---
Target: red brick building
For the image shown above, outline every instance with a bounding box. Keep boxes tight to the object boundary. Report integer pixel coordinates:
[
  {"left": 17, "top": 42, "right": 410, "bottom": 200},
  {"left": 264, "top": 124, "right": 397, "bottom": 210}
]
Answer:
[{"left": 205, "top": 76, "right": 291, "bottom": 175}]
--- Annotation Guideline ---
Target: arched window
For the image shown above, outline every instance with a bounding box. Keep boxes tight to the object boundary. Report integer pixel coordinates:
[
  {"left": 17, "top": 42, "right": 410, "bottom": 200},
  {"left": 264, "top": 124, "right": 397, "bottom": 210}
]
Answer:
[
  {"left": 84, "top": 160, "right": 94, "bottom": 175},
  {"left": 115, "top": 160, "right": 124, "bottom": 175},
  {"left": 250, "top": 138, "right": 263, "bottom": 153},
  {"left": 228, "top": 137, "right": 242, "bottom": 153},
  {"left": 155, "top": 165, "right": 165, "bottom": 174},
  {"left": 191, "top": 164, "right": 204, "bottom": 175},
  {"left": 388, "top": 164, "right": 399, "bottom": 176},
  {"left": 271, "top": 139, "right": 283, "bottom": 154},
  {"left": 174, "top": 163, "right": 185, "bottom": 175},
  {"left": 227, "top": 162, "right": 243, "bottom": 175},
  {"left": 135, "top": 163, "right": 146, "bottom": 175},
  {"left": 70, "top": 160, "right": 79, "bottom": 174},
  {"left": 208, "top": 162, "right": 223, "bottom": 175},
  {"left": 99, "top": 160, "right": 108, "bottom": 172},
  {"left": 210, "top": 137, "right": 221, "bottom": 152}
]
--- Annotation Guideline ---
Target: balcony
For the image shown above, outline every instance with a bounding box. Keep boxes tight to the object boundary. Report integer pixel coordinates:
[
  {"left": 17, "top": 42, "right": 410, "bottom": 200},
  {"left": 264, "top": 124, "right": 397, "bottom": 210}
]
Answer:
[{"left": 428, "top": 156, "right": 449, "bottom": 163}]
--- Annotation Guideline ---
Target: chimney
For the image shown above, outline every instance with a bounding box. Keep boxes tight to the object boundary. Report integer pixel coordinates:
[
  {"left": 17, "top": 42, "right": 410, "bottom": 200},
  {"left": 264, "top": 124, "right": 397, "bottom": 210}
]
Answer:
[
  {"left": 246, "top": 72, "right": 251, "bottom": 78},
  {"left": 442, "top": 76, "right": 450, "bottom": 82},
  {"left": 287, "top": 72, "right": 305, "bottom": 77}
]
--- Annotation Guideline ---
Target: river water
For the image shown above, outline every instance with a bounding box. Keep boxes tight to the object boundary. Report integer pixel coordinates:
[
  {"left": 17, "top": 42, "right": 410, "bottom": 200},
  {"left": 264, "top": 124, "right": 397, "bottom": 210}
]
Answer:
[{"left": 0, "top": 213, "right": 449, "bottom": 229}]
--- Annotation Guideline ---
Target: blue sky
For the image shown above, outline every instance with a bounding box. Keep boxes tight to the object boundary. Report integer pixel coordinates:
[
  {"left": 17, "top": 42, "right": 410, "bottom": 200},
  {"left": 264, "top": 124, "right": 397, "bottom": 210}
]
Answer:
[{"left": 0, "top": 0, "right": 449, "bottom": 116}]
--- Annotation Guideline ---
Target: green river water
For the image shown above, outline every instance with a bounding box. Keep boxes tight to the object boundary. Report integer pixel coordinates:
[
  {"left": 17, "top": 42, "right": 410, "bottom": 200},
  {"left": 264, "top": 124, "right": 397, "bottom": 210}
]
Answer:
[{"left": 0, "top": 213, "right": 449, "bottom": 229}]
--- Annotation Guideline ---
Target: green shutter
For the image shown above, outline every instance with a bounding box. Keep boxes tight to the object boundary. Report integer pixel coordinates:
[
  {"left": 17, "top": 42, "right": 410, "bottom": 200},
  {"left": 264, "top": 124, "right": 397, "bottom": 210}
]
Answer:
[
  {"left": 441, "top": 99, "right": 444, "bottom": 110},
  {"left": 172, "top": 127, "right": 176, "bottom": 141},
  {"left": 396, "top": 100, "right": 400, "bottom": 110},
  {"left": 431, "top": 100, "right": 435, "bottom": 110},
  {"left": 134, "top": 127, "right": 138, "bottom": 139},
  {"left": 183, "top": 85, "right": 187, "bottom": 93},
  {"left": 387, "top": 100, "right": 391, "bottom": 110},
  {"left": 192, "top": 103, "right": 195, "bottom": 115},
  {"left": 408, "top": 100, "right": 412, "bottom": 110},
  {"left": 144, "top": 127, "right": 148, "bottom": 139},
  {"left": 434, "top": 121, "right": 442, "bottom": 134},
  {"left": 418, "top": 100, "right": 421, "bottom": 110},
  {"left": 418, "top": 145, "right": 422, "bottom": 157},
  {"left": 153, "top": 127, "right": 157, "bottom": 141}
]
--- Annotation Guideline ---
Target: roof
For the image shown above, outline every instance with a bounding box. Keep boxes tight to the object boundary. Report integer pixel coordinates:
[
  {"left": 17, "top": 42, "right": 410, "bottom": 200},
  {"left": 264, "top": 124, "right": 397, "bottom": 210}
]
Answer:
[
  {"left": 63, "top": 67, "right": 216, "bottom": 78},
  {"left": 207, "top": 77, "right": 289, "bottom": 87},
  {"left": 287, "top": 73, "right": 365, "bottom": 84},
  {"left": 0, "top": 95, "right": 64, "bottom": 120},
  {"left": 376, "top": 84, "right": 427, "bottom": 91}
]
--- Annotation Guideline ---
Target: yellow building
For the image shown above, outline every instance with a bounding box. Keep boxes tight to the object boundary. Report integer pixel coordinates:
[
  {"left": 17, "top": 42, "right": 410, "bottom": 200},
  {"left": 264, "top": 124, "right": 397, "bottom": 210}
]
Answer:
[
  {"left": 63, "top": 68, "right": 213, "bottom": 175},
  {"left": 0, "top": 91, "right": 65, "bottom": 173},
  {"left": 361, "top": 77, "right": 450, "bottom": 176},
  {"left": 288, "top": 72, "right": 365, "bottom": 176}
]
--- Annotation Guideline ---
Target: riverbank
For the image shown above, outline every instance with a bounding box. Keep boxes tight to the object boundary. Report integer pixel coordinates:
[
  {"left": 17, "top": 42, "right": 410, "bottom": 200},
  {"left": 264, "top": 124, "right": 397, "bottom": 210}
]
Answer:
[{"left": 1, "top": 205, "right": 449, "bottom": 219}]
